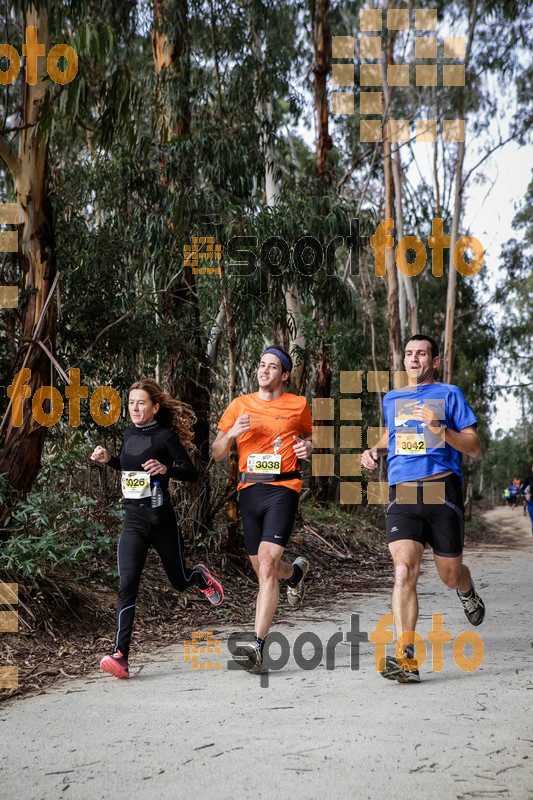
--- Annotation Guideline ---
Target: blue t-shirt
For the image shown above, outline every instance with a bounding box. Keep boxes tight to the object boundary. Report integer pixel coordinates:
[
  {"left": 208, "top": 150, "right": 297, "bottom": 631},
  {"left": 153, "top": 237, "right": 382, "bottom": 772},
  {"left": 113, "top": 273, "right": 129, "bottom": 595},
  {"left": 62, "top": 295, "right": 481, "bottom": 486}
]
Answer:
[{"left": 382, "top": 382, "right": 477, "bottom": 485}]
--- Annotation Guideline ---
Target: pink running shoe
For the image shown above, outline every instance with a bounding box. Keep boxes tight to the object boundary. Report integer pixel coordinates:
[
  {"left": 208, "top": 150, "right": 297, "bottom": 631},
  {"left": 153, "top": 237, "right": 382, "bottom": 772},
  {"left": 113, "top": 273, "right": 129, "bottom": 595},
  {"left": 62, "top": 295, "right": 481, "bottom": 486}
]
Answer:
[
  {"left": 195, "top": 564, "right": 224, "bottom": 607},
  {"left": 100, "top": 650, "right": 130, "bottom": 678}
]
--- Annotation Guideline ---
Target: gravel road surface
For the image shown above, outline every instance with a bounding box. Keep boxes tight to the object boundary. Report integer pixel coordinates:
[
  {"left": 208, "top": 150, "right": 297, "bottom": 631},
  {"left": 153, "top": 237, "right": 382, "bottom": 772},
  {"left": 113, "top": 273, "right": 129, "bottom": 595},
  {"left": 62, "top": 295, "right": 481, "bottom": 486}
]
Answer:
[{"left": 1, "top": 506, "right": 532, "bottom": 800}]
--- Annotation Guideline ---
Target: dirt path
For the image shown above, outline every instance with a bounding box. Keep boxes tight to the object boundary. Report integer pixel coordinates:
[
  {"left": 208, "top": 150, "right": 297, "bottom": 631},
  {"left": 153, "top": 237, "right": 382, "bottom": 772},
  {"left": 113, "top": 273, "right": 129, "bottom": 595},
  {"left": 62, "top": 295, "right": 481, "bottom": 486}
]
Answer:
[{"left": 1, "top": 506, "right": 532, "bottom": 800}]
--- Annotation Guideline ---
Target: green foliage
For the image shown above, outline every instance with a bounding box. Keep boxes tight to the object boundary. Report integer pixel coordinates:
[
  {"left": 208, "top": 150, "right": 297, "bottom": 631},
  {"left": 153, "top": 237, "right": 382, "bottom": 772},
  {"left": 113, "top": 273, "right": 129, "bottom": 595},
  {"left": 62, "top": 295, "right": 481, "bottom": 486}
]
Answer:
[
  {"left": 1, "top": 493, "right": 115, "bottom": 584},
  {"left": 0, "top": 432, "right": 122, "bottom": 586},
  {"left": 483, "top": 426, "right": 533, "bottom": 501},
  {"left": 302, "top": 501, "right": 385, "bottom": 549},
  {"left": 1, "top": 0, "right": 531, "bottom": 532},
  {"left": 494, "top": 173, "right": 533, "bottom": 421}
]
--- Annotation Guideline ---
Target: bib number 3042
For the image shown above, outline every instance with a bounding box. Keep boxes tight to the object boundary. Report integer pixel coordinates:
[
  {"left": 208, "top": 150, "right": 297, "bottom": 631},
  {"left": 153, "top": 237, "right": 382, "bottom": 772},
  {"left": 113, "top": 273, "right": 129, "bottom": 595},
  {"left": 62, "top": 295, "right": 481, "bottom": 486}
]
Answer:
[
  {"left": 247, "top": 453, "right": 281, "bottom": 474},
  {"left": 395, "top": 433, "right": 426, "bottom": 455}
]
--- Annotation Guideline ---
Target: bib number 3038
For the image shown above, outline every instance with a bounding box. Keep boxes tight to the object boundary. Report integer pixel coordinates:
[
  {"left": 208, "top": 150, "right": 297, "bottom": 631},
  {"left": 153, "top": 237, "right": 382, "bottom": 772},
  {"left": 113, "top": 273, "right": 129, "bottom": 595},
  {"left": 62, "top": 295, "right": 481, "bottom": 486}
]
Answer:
[
  {"left": 121, "top": 471, "right": 151, "bottom": 499},
  {"left": 247, "top": 453, "right": 281, "bottom": 474},
  {"left": 395, "top": 433, "right": 426, "bottom": 455}
]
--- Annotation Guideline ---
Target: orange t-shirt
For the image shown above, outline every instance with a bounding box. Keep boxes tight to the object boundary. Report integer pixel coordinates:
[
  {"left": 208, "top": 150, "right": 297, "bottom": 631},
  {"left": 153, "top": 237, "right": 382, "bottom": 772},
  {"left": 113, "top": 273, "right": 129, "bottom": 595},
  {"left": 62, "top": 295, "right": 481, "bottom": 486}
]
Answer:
[{"left": 217, "top": 392, "right": 313, "bottom": 492}]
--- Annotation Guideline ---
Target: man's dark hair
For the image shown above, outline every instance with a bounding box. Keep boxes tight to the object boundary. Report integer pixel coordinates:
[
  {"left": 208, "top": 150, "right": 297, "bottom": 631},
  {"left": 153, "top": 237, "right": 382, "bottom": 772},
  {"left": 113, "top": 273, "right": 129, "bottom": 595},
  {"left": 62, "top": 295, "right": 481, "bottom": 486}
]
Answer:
[
  {"left": 406, "top": 334, "right": 439, "bottom": 360},
  {"left": 262, "top": 345, "right": 293, "bottom": 376}
]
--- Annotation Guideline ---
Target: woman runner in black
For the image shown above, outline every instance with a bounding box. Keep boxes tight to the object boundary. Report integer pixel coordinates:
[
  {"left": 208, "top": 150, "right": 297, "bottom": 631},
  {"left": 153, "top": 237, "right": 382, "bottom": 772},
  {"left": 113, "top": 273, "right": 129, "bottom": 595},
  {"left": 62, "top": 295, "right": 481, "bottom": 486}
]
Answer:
[{"left": 91, "top": 378, "right": 223, "bottom": 679}]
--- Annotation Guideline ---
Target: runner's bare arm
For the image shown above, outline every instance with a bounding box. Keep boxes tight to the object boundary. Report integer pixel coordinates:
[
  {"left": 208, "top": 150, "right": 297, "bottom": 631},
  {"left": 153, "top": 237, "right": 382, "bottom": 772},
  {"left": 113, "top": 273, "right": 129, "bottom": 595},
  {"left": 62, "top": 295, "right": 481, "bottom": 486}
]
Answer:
[
  {"left": 292, "top": 431, "right": 313, "bottom": 459},
  {"left": 411, "top": 406, "right": 481, "bottom": 459},
  {"left": 361, "top": 430, "right": 389, "bottom": 470},
  {"left": 432, "top": 423, "right": 481, "bottom": 458},
  {"left": 212, "top": 415, "right": 251, "bottom": 461}
]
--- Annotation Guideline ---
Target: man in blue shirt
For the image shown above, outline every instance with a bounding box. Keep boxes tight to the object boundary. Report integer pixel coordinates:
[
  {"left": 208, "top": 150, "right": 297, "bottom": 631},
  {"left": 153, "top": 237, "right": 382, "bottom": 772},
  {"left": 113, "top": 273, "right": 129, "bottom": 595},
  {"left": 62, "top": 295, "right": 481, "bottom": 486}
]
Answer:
[
  {"left": 508, "top": 477, "right": 521, "bottom": 509},
  {"left": 362, "top": 335, "right": 485, "bottom": 683}
]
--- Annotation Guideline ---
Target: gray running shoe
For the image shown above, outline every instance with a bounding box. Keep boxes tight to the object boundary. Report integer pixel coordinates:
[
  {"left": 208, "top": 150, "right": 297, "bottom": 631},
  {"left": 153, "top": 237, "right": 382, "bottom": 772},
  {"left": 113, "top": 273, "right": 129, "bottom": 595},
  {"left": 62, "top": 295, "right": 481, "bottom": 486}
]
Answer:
[
  {"left": 457, "top": 586, "right": 485, "bottom": 626},
  {"left": 380, "top": 655, "right": 420, "bottom": 683},
  {"left": 287, "top": 557, "right": 309, "bottom": 608},
  {"left": 232, "top": 641, "right": 262, "bottom": 674}
]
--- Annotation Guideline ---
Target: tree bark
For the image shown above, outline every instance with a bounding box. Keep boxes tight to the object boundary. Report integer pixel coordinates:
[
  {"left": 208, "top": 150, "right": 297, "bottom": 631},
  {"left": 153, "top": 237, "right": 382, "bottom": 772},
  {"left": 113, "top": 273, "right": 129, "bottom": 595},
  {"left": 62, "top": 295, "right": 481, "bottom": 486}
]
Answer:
[
  {"left": 310, "top": 318, "right": 332, "bottom": 503},
  {"left": 382, "top": 6, "right": 403, "bottom": 374},
  {"left": 443, "top": 131, "right": 465, "bottom": 384},
  {"left": 443, "top": 0, "right": 478, "bottom": 383},
  {"left": 383, "top": 129, "right": 403, "bottom": 374},
  {"left": 152, "top": 0, "right": 190, "bottom": 140},
  {"left": 285, "top": 285, "right": 307, "bottom": 394},
  {"left": 152, "top": 0, "right": 212, "bottom": 536},
  {"left": 223, "top": 274, "right": 240, "bottom": 554},
  {"left": 310, "top": 0, "right": 333, "bottom": 178},
  {"left": 0, "top": 7, "right": 56, "bottom": 496},
  {"left": 390, "top": 139, "right": 418, "bottom": 335}
]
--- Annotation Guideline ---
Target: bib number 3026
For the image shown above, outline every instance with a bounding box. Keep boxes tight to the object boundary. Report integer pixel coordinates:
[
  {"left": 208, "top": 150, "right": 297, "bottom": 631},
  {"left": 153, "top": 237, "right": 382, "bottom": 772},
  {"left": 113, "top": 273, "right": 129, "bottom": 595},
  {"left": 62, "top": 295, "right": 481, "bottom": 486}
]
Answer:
[
  {"left": 121, "top": 471, "right": 151, "bottom": 499},
  {"left": 247, "top": 453, "right": 281, "bottom": 474},
  {"left": 395, "top": 433, "right": 426, "bottom": 455}
]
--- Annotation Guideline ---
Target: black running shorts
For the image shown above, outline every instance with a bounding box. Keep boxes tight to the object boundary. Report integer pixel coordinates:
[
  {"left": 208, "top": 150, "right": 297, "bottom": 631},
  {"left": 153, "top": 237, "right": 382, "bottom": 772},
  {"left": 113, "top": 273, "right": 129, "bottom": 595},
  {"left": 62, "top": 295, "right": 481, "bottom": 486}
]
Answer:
[
  {"left": 238, "top": 483, "right": 300, "bottom": 555},
  {"left": 385, "top": 473, "right": 465, "bottom": 557}
]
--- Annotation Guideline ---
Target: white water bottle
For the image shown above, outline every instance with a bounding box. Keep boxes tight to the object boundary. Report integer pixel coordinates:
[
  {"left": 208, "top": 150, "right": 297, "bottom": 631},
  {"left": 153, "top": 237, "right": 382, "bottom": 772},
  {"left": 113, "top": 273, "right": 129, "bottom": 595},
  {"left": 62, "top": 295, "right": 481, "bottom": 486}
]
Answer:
[{"left": 151, "top": 482, "right": 163, "bottom": 508}]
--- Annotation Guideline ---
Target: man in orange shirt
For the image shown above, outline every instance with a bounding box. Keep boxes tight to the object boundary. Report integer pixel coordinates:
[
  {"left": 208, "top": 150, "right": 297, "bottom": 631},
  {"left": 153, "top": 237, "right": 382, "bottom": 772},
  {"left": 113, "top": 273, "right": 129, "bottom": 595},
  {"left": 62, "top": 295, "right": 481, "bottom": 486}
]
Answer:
[{"left": 212, "top": 346, "right": 313, "bottom": 674}]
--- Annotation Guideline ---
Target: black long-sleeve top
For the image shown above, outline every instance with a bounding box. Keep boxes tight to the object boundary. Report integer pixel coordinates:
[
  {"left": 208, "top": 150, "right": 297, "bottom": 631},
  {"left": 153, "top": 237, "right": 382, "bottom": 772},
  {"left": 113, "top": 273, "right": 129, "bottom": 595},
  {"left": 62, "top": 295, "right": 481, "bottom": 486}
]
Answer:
[{"left": 108, "top": 421, "right": 198, "bottom": 505}]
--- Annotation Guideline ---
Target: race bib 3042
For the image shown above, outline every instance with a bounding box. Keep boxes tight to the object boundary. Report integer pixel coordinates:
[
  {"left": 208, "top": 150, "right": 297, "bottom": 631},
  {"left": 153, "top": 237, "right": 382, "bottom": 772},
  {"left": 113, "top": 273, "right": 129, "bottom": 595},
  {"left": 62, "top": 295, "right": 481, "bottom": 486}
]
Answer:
[{"left": 395, "top": 433, "right": 426, "bottom": 455}]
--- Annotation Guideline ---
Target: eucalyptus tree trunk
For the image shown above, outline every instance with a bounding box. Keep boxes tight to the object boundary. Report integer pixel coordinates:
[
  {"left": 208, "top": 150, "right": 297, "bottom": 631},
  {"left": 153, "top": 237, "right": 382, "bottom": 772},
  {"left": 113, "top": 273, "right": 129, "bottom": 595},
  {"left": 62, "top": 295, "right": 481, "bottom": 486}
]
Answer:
[
  {"left": 443, "top": 128, "right": 465, "bottom": 384},
  {"left": 308, "top": 0, "right": 333, "bottom": 499},
  {"left": 310, "top": 317, "right": 332, "bottom": 502},
  {"left": 383, "top": 128, "right": 402, "bottom": 374},
  {"left": 247, "top": 0, "right": 308, "bottom": 385},
  {"left": 285, "top": 286, "right": 307, "bottom": 394},
  {"left": 223, "top": 275, "right": 240, "bottom": 554},
  {"left": 382, "top": 4, "right": 403, "bottom": 374},
  {"left": 380, "top": 8, "right": 417, "bottom": 337},
  {"left": 390, "top": 139, "right": 417, "bottom": 335},
  {"left": 152, "top": 0, "right": 212, "bottom": 533},
  {"left": 310, "top": 0, "right": 333, "bottom": 178},
  {"left": 0, "top": 7, "right": 56, "bottom": 495},
  {"left": 152, "top": 0, "right": 190, "bottom": 139},
  {"left": 443, "top": 0, "right": 478, "bottom": 383}
]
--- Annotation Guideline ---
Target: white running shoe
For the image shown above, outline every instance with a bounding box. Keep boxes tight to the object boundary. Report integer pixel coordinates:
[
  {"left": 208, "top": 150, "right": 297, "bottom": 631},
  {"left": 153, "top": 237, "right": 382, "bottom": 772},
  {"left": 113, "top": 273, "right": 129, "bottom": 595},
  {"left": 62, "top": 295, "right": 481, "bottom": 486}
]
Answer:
[{"left": 287, "top": 557, "right": 309, "bottom": 609}]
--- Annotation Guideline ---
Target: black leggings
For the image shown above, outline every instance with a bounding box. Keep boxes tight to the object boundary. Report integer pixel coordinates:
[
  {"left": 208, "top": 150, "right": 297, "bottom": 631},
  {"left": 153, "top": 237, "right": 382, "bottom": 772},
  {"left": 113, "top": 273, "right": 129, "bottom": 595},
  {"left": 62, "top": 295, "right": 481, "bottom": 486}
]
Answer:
[{"left": 114, "top": 503, "right": 201, "bottom": 659}]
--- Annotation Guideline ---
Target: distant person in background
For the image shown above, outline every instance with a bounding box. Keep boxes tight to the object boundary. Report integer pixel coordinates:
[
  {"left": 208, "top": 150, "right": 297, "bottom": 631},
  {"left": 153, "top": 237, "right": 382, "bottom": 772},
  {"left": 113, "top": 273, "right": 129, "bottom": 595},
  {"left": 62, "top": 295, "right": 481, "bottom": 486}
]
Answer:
[
  {"left": 521, "top": 465, "right": 533, "bottom": 535},
  {"left": 503, "top": 487, "right": 510, "bottom": 506},
  {"left": 508, "top": 477, "right": 521, "bottom": 509}
]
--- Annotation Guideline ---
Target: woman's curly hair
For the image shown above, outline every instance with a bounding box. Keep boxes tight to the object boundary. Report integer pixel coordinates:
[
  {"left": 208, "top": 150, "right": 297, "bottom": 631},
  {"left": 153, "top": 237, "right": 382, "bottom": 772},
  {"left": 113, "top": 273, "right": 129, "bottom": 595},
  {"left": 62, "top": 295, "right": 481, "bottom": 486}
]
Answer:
[{"left": 129, "top": 379, "right": 196, "bottom": 451}]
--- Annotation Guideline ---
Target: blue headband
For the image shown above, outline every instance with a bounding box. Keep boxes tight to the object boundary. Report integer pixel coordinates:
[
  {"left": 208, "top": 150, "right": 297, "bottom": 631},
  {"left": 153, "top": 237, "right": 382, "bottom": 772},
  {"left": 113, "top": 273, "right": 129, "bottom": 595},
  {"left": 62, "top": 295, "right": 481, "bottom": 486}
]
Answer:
[{"left": 261, "top": 348, "right": 292, "bottom": 374}]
